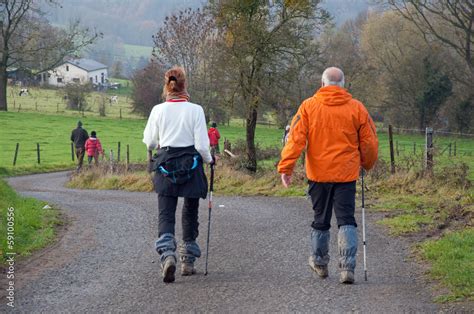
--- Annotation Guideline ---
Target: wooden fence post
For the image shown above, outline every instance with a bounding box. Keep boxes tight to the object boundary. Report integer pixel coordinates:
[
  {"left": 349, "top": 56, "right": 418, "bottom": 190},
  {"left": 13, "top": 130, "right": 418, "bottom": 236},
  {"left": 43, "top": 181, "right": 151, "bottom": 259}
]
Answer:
[
  {"left": 388, "top": 125, "right": 395, "bottom": 174},
  {"left": 449, "top": 143, "right": 452, "bottom": 157},
  {"left": 413, "top": 142, "right": 416, "bottom": 155},
  {"left": 126, "top": 144, "right": 130, "bottom": 171},
  {"left": 454, "top": 142, "right": 457, "bottom": 156},
  {"left": 109, "top": 149, "right": 114, "bottom": 172},
  {"left": 13, "top": 143, "right": 19, "bottom": 166},
  {"left": 396, "top": 140, "right": 399, "bottom": 157},
  {"left": 425, "top": 127, "right": 434, "bottom": 173},
  {"left": 117, "top": 142, "right": 121, "bottom": 162},
  {"left": 37, "top": 143, "right": 40, "bottom": 164},
  {"left": 71, "top": 142, "right": 75, "bottom": 161},
  {"left": 119, "top": 108, "right": 122, "bottom": 120}
]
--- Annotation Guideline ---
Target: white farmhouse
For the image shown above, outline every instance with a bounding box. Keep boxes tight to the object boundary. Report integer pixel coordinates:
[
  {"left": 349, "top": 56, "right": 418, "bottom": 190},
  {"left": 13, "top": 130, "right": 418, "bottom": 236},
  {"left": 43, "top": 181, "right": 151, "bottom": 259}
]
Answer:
[{"left": 40, "top": 58, "right": 108, "bottom": 87}]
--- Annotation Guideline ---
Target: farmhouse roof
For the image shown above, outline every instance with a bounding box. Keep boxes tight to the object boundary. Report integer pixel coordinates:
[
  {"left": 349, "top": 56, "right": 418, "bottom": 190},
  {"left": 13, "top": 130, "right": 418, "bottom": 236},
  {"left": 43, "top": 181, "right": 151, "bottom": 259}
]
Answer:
[{"left": 66, "top": 58, "right": 108, "bottom": 72}]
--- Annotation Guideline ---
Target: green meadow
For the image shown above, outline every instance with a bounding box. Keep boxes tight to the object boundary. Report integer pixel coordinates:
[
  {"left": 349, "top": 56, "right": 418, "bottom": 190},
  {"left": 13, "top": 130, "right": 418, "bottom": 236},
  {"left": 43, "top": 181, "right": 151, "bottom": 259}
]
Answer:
[
  {"left": 6, "top": 85, "right": 138, "bottom": 119},
  {"left": 1, "top": 110, "right": 473, "bottom": 178}
]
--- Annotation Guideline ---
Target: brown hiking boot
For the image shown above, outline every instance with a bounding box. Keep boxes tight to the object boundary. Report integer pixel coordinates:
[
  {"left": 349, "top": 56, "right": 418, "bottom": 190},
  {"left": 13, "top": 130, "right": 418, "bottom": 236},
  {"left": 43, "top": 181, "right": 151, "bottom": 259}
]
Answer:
[
  {"left": 161, "top": 256, "right": 176, "bottom": 283},
  {"left": 181, "top": 262, "right": 196, "bottom": 276},
  {"left": 339, "top": 270, "right": 354, "bottom": 284},
  {"left": 308, "top": 256, "right": 328, "bottom": 278}
]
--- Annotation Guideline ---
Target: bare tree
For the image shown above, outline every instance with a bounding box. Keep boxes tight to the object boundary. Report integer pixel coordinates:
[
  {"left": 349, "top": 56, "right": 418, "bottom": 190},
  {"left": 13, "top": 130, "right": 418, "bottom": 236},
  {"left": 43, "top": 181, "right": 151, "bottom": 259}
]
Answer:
[
  {"left": 0, "top": 0, "right": 100, "bottom": 111},
  {"left": 131, "top": 61, "right": 166, "bottom": 117},
  {"left": 387, "top": 0, "right": 473, "bottom": 86},
  {"left": 152, "top": 8, "right": 225, "bottom": 121}
]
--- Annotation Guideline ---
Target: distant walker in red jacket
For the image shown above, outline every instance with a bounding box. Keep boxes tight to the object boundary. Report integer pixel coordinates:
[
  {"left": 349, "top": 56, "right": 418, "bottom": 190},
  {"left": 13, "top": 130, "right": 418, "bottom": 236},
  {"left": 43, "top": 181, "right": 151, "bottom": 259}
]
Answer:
[
  {"left": 84, "top": 131, "right": 104, "bottom": 165},
  {"left": 208, "top": 122, "right": 221, "bottom": 155}
]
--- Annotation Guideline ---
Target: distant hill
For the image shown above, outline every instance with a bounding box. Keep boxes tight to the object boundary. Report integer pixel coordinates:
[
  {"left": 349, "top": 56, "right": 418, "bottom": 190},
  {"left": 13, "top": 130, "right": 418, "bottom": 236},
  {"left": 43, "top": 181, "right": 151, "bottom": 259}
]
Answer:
[
  {"left": 42, "top": 0, "right": 370, "bottom": 76},
  {"left": 45, "top": 0, "right": 370, "bottom": 46},
  {"left": 44, "top": 0, "right": 203, "bottom": 46}
]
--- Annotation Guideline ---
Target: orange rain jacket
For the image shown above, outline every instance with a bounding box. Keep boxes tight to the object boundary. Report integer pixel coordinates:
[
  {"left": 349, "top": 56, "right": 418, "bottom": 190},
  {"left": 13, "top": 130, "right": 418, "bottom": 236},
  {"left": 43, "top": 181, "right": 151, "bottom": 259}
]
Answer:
[{"left": 278, "top": 85, "right": 379, "bottom": 182}]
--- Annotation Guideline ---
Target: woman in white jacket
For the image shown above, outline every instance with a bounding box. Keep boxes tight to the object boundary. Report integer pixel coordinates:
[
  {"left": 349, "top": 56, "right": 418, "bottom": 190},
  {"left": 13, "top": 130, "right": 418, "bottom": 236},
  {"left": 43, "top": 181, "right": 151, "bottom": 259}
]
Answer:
[{"left": 143, "top": 66, "right": 213, "bottom": 283}]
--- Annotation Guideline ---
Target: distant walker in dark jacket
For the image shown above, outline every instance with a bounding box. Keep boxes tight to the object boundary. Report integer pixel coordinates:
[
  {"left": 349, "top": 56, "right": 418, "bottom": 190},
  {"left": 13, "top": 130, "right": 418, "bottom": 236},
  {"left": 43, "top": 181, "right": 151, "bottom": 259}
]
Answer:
[{"left": 70, "top": 121, "right": 89, "bottom": 171}]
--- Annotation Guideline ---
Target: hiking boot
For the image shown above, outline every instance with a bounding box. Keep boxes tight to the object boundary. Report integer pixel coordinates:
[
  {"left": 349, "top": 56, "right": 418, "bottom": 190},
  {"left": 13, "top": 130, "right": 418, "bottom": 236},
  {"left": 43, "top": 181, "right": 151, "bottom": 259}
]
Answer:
[
  {"left": 181, "top": 262, "right": 196, "bottom": 276},
  {"left": 308, "top": 255, "right": 328, "bottom": 278},
  {"left": 161, "top": 256, "right": 176, "bottom": 283},
  {"left": 339, "top": 270, "right": 354, "bottom": 284}
]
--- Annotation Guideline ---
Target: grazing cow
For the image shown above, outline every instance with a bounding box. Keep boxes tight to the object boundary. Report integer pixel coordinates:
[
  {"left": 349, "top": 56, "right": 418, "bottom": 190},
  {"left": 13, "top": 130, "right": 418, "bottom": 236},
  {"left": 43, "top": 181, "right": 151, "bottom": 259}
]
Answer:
[
  {"left": 19, "top": 88, "right": 29, "bottom": 96},
  {"left": 109, "top": 95, "right": 118, "bottom": 105}
]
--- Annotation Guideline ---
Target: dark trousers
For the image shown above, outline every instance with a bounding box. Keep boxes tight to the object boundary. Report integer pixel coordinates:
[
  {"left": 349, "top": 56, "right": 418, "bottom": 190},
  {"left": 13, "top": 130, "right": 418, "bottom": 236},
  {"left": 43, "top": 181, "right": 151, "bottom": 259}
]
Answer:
[
  {"left": 88, "top": 155, "right": 99, "bottom": 165},
  {"left": 75, "top": 147, "right": 85, "bottom": 169},
  {"left": 308, "top": 181, "right": 357, "bottom": 231},
  {"left": 158, "top": 195, "right": 200, "bottom": 242}
]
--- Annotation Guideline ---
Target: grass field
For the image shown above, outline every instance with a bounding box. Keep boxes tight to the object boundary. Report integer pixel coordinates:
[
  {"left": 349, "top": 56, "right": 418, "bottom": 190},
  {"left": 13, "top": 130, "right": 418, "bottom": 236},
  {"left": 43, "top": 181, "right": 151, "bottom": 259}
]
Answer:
[
  {"left": 1, "top": 110, "right": 474, "bottom": 178},
  {"left": 123, "top": 44, "right": 153, "bottom": 59},
  {"left": 0, "top": 112, "right": 286, "bottom": 175},
  {"left": 6, "top": 84, "right": 137, "bottom": 119}
]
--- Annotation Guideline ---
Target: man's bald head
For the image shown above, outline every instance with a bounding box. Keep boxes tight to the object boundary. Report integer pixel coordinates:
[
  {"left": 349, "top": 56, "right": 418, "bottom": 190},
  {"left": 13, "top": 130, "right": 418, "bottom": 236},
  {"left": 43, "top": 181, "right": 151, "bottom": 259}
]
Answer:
[{"left": 321, "top": 67, "right": 345, "bottom": 88}]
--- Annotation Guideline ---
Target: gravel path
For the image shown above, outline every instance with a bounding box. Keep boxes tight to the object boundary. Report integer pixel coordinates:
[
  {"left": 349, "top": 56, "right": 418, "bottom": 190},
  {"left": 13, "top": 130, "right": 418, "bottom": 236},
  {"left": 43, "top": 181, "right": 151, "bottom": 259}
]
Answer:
[{"left": 3, "top": 171, "right": 441, "bottom": 312}]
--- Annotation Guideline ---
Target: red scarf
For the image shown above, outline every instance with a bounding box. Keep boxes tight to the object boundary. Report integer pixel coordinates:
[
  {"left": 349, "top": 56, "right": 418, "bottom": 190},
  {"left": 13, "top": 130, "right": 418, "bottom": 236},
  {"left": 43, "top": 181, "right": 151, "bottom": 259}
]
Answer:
[{"left": 166, "top": 92, "right": 190, "bottom": 102}]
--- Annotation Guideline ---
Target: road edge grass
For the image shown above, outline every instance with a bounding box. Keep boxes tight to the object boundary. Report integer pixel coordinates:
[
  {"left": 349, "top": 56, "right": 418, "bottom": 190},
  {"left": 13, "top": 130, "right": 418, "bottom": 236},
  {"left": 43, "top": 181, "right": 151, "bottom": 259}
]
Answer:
[
  {"left": 0, "top": 163, "right": 75, "bottom": 178},
  {"left": 419, "top": 229, "right": 474, "bottom": 302},
  {"left": 0, "top": 178, "right": 63, "bottom": 265}
]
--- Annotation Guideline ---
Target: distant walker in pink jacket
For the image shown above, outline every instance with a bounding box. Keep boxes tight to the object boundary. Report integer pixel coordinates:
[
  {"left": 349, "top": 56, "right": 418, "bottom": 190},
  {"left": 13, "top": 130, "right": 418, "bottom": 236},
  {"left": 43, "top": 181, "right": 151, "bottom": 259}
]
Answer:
[{"left": 84, "top": 131, "right": 104, "bottom": 165}]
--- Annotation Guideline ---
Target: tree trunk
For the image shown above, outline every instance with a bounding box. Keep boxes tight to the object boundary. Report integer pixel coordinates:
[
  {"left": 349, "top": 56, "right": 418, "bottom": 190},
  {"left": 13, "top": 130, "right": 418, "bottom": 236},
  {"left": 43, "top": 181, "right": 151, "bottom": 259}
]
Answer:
[
  {"left": 0, "top": 66, "right": 8, "bottom": 111},
  {"left": 246, "top": 106, "right": 258, "bottom": 172}
]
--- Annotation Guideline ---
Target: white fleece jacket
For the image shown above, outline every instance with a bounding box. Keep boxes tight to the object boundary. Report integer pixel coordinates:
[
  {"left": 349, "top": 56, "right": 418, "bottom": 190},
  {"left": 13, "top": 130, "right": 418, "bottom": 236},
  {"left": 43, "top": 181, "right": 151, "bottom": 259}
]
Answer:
[{"left": 142, "top": 101, "right": 212, "bottom": 164}]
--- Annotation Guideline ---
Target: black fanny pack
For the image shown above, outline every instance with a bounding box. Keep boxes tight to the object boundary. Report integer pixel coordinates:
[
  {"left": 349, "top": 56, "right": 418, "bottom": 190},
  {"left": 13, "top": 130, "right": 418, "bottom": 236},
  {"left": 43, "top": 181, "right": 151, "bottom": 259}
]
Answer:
[{"left": 153, "top": 146, "right": 201, "bottom": 185}]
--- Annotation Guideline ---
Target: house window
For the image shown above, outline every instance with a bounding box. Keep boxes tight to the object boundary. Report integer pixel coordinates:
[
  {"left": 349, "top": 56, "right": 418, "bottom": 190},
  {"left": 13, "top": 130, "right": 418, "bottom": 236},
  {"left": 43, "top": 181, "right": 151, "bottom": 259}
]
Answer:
[
  {"left": 101, "top": 72, "right": 104, "bottom": 84},
  {"left": 72, "top": 78, "right": 80, "bottom": 83},
  {"left": 57, "top": 78, "right": 63, "bottom": 83},
  {"left": 95, "top": 75, "right": 97, "bottom": 82},
  {"left": 90, "top": 77, "right": 93, "bottom": 83},
  {"left": 66, "top": 65, "right": 69, "bottom": 71}
]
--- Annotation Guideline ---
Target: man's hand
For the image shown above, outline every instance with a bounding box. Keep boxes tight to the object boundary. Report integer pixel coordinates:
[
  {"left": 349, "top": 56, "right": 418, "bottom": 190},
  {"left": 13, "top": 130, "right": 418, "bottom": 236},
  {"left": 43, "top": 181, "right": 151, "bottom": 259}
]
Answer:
[
  {"left": 281, "top": 173, "right": 292, "bottom": 188},
  {"left": 210, "top": 155, "right": 219, "bottom": 166}
]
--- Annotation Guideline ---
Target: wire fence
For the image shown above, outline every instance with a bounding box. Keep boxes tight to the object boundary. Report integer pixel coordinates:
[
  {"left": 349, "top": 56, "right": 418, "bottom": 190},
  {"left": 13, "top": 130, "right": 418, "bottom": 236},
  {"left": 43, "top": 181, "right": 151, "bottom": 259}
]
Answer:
[
  {"left": 6, "top": 141, "right": 144, "bottom": 169},
  {"left": 4, "top": 125, "right": 474, "bottom": 170},
  {"left": 378, "top": 125, "right": 474, "bottom": 138}
]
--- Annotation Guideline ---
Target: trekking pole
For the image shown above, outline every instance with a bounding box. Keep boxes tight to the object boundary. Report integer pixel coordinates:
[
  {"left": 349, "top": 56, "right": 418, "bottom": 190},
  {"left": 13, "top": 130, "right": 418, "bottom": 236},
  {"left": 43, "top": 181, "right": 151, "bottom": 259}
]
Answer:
[
  {"left": 361, "top": 169, "right": 368, "bottom": 281},
  {"left": 204, "top": 160, "right": 215, "bottom": 276}
]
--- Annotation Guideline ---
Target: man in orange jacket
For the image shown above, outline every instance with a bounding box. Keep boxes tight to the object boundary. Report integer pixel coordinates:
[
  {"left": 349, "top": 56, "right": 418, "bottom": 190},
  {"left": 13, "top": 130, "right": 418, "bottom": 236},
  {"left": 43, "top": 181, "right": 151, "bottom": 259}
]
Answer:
[{"left": 278, "top": 67, "right": 378, "bottom": 284}]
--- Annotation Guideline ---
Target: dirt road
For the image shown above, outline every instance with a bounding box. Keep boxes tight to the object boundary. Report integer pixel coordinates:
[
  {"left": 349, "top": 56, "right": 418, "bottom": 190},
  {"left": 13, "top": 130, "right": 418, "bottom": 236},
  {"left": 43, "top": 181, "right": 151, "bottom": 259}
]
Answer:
[{"left": 3, "top": 171, "right": 442, "bottom": 312}]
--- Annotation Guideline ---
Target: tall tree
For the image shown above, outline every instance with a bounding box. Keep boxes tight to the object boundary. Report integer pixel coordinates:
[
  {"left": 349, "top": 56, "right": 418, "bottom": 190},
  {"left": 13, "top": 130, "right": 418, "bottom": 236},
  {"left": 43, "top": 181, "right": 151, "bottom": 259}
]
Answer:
[
  {"left": 416, "top": 58, "right": 453, "bottom": 129},
  {"left": 209, "top": 0, "right": 329, "bottom": 171},
  {"left": 0, "top": 0, "right": 99, "bottom": 111}
]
